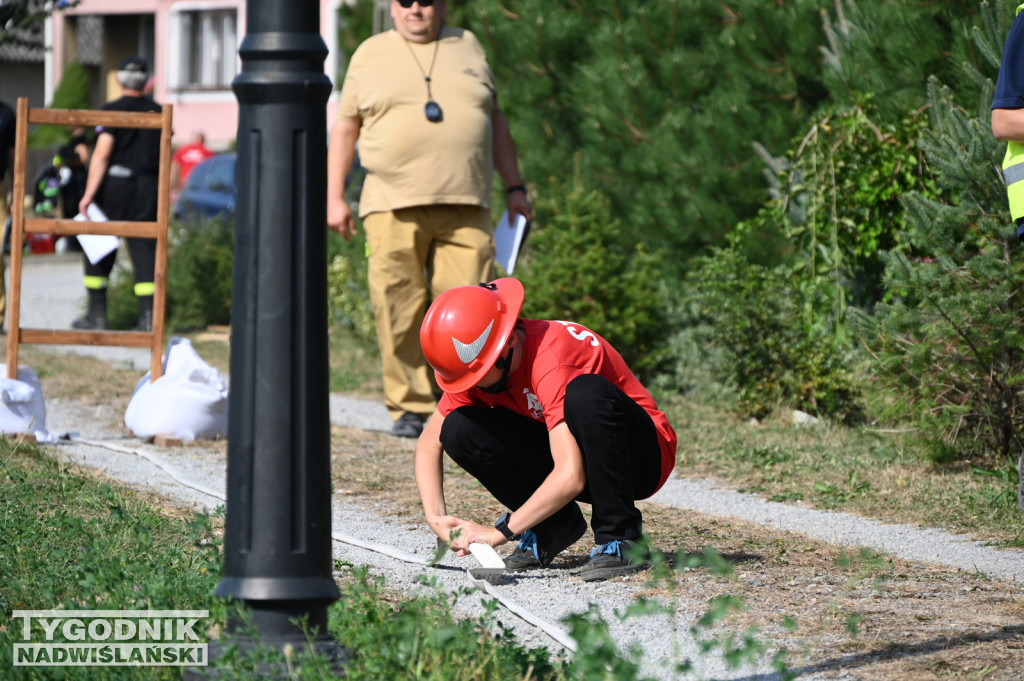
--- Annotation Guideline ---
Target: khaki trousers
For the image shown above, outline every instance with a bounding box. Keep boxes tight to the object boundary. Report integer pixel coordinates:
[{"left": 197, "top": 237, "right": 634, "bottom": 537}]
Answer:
[{"left": 364, "top": 205, "right": 494, "bottom": 421}]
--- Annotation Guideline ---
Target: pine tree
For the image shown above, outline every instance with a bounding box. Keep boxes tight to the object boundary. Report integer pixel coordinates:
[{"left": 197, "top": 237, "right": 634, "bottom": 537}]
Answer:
[
  {"left": 848, "top": 2, "right": 1024, "bottom": 461},
  {"left": 453, "top": 0, "right": 994, "bottom": 274},
  {"left": 818, "top": 0, "right": 989, "bottom": 119},
  {"left": 849, "top": 69, "right": 1024, "bottom": 459},
  {"left": 457, "top": 0, "right": 835, "bottom": 265}
]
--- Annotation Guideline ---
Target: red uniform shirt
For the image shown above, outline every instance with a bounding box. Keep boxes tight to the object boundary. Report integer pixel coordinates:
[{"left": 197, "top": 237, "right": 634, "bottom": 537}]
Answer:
[
  {"left": 172, "top": 142, "right": 214, "bottom": 183},
  {"left": 438, "top": 318, "right": 678, "bottom": 495}
]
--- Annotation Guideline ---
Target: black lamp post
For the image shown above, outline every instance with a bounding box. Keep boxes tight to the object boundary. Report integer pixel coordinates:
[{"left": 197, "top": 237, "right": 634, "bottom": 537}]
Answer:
[{"left": 189, "top": 0, "right": 343, "bottom": 674}]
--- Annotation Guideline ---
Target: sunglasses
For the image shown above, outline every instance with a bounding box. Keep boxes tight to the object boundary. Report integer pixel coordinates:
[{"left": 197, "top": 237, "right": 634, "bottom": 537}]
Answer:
[{"left": 396, "top": 0, "right": 434, "bottom": 7}]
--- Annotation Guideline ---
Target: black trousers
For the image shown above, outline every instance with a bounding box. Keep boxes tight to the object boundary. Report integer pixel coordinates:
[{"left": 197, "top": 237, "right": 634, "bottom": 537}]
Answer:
[
  {"left": 440, "top": 374, "right": 662, "bottom": 544},
  {"left": 83, "top": 238, "right": 156, "bottom": 285},
  {"left": 84, "top": 175, "right": 157, "bottom": 285}
]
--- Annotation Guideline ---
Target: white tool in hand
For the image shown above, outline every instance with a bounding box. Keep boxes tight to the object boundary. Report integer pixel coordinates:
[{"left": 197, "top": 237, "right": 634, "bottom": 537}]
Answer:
[{"left": 467, "top": 542, "right": 506, "bottom": 586}]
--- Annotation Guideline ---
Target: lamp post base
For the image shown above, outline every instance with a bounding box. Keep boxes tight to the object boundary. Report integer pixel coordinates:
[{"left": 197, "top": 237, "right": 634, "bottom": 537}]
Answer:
[{"left": 185, "top": 634, "right": 349, "bottom": 679}]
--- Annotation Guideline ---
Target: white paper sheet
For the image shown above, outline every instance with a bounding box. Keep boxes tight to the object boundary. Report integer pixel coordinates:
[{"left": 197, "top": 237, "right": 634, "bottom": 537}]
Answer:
[
  {"left": 494, "top": 210, "right": 530, "bottom": 275},
  {"left": 73, "top": 204, "right": 120, "bottom": 265}
]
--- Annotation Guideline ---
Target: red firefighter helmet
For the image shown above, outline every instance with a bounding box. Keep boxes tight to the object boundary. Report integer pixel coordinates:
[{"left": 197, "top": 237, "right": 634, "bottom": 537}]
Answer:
[{"left": 420, "top": 278, "right": 525, "bottom": 392}]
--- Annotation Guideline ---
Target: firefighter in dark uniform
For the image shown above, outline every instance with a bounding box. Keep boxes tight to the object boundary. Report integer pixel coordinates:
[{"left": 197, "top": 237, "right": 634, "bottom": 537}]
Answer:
[{"left": 75, "top": 56, "right": 160, "bottom": 331}]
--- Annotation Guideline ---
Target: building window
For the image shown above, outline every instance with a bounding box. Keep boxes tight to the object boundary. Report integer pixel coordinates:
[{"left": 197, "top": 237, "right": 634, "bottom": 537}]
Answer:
[
  {"left": 175, "top": 9, "right": 237, "bottom": 90},
  {"left": 373, "top": 0, "right": 391, "bottom": 34}
]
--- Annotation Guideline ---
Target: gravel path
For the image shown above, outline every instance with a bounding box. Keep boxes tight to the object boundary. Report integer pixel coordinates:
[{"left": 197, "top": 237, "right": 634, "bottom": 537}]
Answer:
[
  {"left": 14, "top": 253, "right": 1024, "bottom": 680},
  {"left": 13, "top": 252, "right": 153, "bottom": 370}
]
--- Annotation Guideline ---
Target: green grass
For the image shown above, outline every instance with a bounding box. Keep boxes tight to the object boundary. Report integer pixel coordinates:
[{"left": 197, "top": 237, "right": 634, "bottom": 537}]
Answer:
[
  {"left": 0, "top": 439, "right": 579, "bottom": 680},
  {"left": 0, "top": 440, "right": 221, "bottom": 680},
  {"left": 327, "top": 328, "right": 381, "bottom": 395}
]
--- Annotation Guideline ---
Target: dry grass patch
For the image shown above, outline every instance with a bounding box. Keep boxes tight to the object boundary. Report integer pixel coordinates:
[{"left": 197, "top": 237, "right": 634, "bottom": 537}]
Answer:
[
  {"left": 326, "top": 419, "right": 1024, "bottom": 680},
  {"left": 21, "top": 346, "right": 141, "bottom": 403},
  {"left": 637, "top": 502, "right": 1024, "bottom": 680},
  {"left": 668, "top": 397, "right": 1024, "bottom": 546},
  {"left": 20, "top": 341, "right": 1024, "bottom": 678}
]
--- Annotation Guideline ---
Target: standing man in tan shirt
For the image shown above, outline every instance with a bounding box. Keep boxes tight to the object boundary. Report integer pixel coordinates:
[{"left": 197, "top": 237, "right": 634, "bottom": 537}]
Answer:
[{"left": 327, "top": 0, "right": 531, "bottom": 438}]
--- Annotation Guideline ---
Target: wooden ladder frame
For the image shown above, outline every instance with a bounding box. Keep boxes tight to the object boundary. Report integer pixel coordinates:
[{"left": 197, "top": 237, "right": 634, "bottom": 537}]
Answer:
[{"left": 7, "top": 97, "right": 173, "bottom": 381}]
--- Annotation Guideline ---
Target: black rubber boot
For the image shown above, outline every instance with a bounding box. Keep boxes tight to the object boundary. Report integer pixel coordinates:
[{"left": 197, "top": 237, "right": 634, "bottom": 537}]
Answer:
[
  {"left": 136, "top": 295, "right": 153, "bottom": 332},
  {"left": 71, "top": 289, "right": 107, "bottom": 330}
]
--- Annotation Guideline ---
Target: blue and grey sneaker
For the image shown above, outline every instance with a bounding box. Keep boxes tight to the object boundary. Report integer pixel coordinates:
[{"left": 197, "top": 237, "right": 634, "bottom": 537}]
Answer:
[
  {"left": 579, "top": 539, "right": 651, "bottom": 582},
  {"left": 503, "top": 516, "right": 587, "bottom": 571}
]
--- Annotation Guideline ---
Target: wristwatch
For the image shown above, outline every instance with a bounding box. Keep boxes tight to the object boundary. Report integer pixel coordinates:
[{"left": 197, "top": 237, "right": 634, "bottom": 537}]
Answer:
[{"left": 494, "top": 512, "right": 521, "bottom": 541}]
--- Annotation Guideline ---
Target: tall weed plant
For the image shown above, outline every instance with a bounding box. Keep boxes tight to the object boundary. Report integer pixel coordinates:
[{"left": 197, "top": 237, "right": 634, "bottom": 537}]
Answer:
[
  {"left": 735, "top": 104, "right": 939, "bottom": 324},
  {"left": 681, "top": 249, "right": 863, "bottom": 422},
  {"left": 329, "top": 571, "right": 566, "bottom": 681}
]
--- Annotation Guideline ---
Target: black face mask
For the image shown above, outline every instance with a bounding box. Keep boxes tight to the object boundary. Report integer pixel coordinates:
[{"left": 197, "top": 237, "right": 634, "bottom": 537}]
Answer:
[{"left": 478, "top": 346, "right": 514, "bottom": 394}]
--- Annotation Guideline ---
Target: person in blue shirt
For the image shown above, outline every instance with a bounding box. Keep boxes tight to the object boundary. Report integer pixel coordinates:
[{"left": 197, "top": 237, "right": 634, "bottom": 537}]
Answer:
[{"left": 992, "top": 4, "right": 1024, "bottom": 239}]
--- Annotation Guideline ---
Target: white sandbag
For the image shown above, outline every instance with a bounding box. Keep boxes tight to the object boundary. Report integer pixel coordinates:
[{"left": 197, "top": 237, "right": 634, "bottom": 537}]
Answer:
[
  {"left": 124, "top": 337, "right": 228, "bottom": 441},
  {"left": 0, "top": 364, "right": 47, "bottom": 435}
]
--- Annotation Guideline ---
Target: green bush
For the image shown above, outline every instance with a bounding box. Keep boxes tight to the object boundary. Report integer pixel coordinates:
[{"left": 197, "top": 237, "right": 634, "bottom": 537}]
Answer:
[
  {"left": 28, "top": 60, "right": 92, "bottom": 149},
  {"left": 682, "top": 248, "right": 863, "bottom": 422},
  {"left": 648, "top": 291, "right": 737, "bottom": 408},
  {"left": 108, "top": 217, "right": 234, "bottom": 331},
  {"left": 326, "top": 240, "right": 375, "bottom": 342},
  {"left": 516, "top": 176, "right": 671, "bottom": 379},
  {"left": 734, "top": 104, "right": 940, "bottom": 322},
  {"left": 165, "top": 217, "right": 234, "bottom": 329},
  {"left": 51, "top": 60, "right": 92, "bottom": 110}
]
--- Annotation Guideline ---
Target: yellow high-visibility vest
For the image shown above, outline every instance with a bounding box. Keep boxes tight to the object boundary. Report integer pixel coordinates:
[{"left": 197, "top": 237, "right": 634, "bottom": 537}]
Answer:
[{"left": 1002, "top": 3, "right": 1024, "bottom": 220}]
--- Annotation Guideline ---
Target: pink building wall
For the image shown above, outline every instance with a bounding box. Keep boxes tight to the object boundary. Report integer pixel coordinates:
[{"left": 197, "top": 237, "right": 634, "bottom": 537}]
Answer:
[{"left": 48, "top": 0, "right": 343, "bottom": 150}]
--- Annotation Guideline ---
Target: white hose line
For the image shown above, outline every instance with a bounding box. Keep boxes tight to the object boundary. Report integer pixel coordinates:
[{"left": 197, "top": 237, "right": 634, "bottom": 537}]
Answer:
[
  {"left": 333, "top": 530, "right": 430, "bottom": 565},
  {"left": 67, "top": 436, "right": 576, "bottom": 651},
  {"left": 470, "top": 578, "right": 578, "bottom": 652},
  {"left": 75, "top": 437, "right": 226, "bottom": 503},
  {"left": 73, "top": 438, "right": 431, "bottom": 565}
]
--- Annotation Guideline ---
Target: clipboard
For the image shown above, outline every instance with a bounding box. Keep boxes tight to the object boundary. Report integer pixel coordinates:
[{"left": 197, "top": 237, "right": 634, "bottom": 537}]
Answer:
[{"left": 494, "top": 210, "right": 530, "bottom": 275}]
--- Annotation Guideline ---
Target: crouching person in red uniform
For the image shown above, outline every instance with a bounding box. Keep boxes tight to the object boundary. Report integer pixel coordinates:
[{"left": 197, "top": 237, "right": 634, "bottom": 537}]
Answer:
[{"left": 414, "top": 278, "right": 677, "bottom": 581}]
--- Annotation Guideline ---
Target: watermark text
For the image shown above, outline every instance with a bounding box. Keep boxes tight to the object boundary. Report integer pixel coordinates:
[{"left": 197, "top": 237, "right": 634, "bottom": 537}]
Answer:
[{"left": 12, "top": 610, "right": 208, "bottom": 667}]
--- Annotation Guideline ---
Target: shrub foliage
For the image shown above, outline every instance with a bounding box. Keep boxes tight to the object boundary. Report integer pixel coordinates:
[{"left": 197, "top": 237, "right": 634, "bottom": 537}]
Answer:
[
  {"left": 29, "top": 60, "right": 92, "bottom": 149},
  {"left": 108, "top": 217, "right": 234, "bottom": 331},
  {"left": 516, "top": 176, "right": 671, "bottom": 379},
  {"left": 735, "top": 105, "right": 940, "bottom": 321},
  {"left": 851, "top": 78, "right": 1024, "bottom": 461},
  {"left": 682, "top": 249, "right": 862, "bottom": 422}
]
